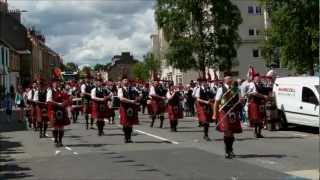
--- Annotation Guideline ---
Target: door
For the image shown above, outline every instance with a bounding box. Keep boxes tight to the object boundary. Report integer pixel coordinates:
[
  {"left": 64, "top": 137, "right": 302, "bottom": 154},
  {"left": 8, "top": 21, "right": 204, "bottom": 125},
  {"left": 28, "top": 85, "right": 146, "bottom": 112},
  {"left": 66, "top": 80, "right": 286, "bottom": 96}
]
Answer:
[{"left": 297, "top": 86, "right": 320, "bottom": 127}]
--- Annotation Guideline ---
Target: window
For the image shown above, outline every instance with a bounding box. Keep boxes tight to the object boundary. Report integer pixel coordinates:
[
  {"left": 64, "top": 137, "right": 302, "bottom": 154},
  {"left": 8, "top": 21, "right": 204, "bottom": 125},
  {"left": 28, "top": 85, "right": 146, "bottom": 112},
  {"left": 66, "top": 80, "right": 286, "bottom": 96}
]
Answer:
[
  {"left": 176, "top": 74, "right": 182, "bottom": 85},
  {"left": 248, "top": 6, "right": 254, "bottom": 14},
  {"left": 256, "top": 29, "right": 261, "bottom": 36},
  {"left": 1, "top": 48, "right": 4, "bottom": 65},
  {"left": 302, "top": 87, "right": 319, "bottom": 105},
  {"left": 249, "top": 29, "right": 255, "bottom": 36},
  {"left": 253, "top": 49, "right": 260, "bottom": 57},
  {"left": 256, "top": 6, "right": 262, "bottom": 15}
]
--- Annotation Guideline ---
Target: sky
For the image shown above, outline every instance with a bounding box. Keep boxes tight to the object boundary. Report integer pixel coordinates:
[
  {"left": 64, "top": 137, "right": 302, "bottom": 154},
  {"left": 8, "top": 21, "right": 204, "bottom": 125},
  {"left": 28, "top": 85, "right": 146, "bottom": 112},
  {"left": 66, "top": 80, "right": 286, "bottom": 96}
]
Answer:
[{"left": 8, "top": 0, "right": 156, "bottom": 66}]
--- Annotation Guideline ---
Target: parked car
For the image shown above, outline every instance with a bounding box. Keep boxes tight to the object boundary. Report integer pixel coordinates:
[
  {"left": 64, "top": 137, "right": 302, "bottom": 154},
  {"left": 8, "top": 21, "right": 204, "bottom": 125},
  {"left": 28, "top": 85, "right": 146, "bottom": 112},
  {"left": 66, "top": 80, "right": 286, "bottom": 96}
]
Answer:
[{"left": 273, "top": 76, "right": 319, "bottom": 128}]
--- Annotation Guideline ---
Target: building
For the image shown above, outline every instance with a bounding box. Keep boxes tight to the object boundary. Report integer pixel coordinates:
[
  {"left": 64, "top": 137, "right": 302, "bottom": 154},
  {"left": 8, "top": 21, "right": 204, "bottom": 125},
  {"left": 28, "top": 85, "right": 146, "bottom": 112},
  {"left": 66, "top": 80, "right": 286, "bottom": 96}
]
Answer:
[
  {"left": 151, "top": 30, "right": 199, "bottom": 85},
  {"left": 0, "top": 0, "right": 63, "bottom": 88},
  {"left": 153, "top": 0, "right": 290, "bottom": 83},
  {"left": 106, "top": 52, "right": 139, "bottom": 81},
  {"left": 0, "top": 0, "right": 30, "bottom": 92}
]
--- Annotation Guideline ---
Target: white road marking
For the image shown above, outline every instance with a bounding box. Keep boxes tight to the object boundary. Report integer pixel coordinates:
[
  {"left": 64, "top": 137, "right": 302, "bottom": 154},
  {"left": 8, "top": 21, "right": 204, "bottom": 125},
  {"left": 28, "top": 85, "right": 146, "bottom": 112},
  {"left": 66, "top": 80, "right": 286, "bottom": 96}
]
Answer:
[
  {"left": 51, "top": 138, "right": 54, "bottom": 141},
  {"left": 65, "top": 147, "right": 72, "bottom": 151},
  {"left": 134, "top": 129, "right": 179, "bottom": 144},
  {"left": 256, "top": 159, "right": 277, "bottom": 165},
  {"left": 286, "top": 169, "right": 319, "bottom": 179},
  {"left": 116, "top": 125, "right": 179, "bottom": 144},
  {"left": 73, "top": 152, "right": 79, "bottom": 155},
  {"left": 55, "top": 150, "right": 61, "bottom": 155}
]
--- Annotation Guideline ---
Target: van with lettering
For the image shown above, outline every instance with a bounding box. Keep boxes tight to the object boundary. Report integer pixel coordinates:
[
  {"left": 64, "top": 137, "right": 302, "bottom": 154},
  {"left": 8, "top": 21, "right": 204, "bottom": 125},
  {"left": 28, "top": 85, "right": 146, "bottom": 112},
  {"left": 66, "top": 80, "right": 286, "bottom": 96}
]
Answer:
[{"left": 273, "top": 76, "right": 320, "bottom": 128}]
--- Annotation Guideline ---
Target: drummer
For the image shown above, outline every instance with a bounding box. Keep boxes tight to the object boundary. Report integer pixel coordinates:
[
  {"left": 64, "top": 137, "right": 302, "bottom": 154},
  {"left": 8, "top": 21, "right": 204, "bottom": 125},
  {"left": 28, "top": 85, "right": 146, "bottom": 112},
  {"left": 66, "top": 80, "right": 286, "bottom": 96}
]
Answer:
[{"left": 247, "top": 74, "right": 268, "bottom": 138}]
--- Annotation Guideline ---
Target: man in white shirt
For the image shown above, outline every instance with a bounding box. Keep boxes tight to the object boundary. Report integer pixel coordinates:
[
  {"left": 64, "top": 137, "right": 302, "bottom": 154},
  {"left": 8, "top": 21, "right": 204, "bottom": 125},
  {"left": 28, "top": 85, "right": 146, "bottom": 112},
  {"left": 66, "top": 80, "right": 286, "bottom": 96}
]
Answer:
[
  {"left": 213, "top": 75, "right": 242, "bottom": 159},
  {"left": 118, "top": 77, "right": 140, "bottom": 143},
  {"left": 149, "top": 80, "right": 167, "bottom": 128}
]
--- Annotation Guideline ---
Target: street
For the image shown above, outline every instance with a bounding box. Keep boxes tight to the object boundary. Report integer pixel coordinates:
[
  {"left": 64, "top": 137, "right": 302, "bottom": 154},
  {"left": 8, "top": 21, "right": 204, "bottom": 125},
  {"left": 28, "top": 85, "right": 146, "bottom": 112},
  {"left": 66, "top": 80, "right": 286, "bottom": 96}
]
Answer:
[{"left": 1, "top": 111, "right": 318, "bottom": 180}]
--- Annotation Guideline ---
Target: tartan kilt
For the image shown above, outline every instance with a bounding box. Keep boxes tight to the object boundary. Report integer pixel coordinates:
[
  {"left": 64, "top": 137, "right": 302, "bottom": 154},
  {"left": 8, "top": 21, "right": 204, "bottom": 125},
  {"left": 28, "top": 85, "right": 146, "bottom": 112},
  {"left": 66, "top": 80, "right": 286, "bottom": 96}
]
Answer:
[
  {"left": 150, "top": 99, "right": 166, "bottom": 115},
  {"left": 167, "top": 104, "right": 183, "bottom": 121},
  {"left": 217, "top": 109, "right": 242, "bottom": 134},
  {"left": 196, "top": 102, "right": 212, "bottom": 123},
  {"left": 120, "top": 103, "right": 139, "bottom": 126},
  {"left": 83, "top": 99, "right": 92, "bottom": 114},
  {"left": 248, "top": 99, "right": 266, "bottom": 126},
  {"left": 48, "top": 103, "right": 70, "bottom": 127},
  {"left": 91, "top": 101, "right": 112, "bottom": 119},
  {"left": 36, "top": 103, "right": 48, "bottom": 122}
]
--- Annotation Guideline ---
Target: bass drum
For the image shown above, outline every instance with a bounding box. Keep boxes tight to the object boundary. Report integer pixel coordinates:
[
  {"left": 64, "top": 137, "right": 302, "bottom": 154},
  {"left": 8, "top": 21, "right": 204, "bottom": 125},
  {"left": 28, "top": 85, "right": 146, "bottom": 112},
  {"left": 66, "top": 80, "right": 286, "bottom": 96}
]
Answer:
[{"left": 112, "top": 96, "right": 120, "bottom": 109}]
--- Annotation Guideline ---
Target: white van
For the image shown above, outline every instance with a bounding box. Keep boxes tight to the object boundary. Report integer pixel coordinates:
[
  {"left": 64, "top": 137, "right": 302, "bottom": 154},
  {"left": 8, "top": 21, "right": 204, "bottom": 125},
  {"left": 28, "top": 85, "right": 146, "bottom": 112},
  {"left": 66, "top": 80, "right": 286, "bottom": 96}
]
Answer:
[{"left": 273, "top": 76, "right": 320, "bottom": 128}]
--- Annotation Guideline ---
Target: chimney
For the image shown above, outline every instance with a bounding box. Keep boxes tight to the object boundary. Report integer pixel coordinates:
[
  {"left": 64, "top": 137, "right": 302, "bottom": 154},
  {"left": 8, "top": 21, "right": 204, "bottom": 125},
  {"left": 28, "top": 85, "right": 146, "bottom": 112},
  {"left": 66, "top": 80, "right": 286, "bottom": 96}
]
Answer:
[
  {"left": 0, "top": 0, "right": 8, "bottom": 13},
  {"left": 8, "top": 9, "right": 21, "bottom": 23}
]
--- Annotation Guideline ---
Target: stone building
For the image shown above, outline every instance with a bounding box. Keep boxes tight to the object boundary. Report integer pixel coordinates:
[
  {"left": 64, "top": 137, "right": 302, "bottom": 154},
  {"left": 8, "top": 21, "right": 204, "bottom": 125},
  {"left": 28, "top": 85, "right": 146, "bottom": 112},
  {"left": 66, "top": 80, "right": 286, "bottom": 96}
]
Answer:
[{"left": 106, "top": 52, "right": 138, "bottom": 81}]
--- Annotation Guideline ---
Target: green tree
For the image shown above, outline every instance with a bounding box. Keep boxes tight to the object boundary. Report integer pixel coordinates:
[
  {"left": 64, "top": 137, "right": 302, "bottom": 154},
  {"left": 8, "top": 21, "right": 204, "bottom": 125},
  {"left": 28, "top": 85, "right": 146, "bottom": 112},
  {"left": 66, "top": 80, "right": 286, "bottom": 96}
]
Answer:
[
  {"left": 64, "top": 62, "right": 79, "bottom": 72},
  {"left": 133, "top": 62, "right": 149, "bottom": 81},
  {"left": 144, "top": 52, "right": 161, "bottom": 79},
  {"left": 155, "top": 0, "right": 242, "bottom": 76},
  {"left": 94, "top": 64, "right": 105, "bottom": 71},
  {"left": 210, "top": 0, "right": 242, "bottom": 72},
  {"left": 260, "top": 0, "right": 319, "bottom": 75}
]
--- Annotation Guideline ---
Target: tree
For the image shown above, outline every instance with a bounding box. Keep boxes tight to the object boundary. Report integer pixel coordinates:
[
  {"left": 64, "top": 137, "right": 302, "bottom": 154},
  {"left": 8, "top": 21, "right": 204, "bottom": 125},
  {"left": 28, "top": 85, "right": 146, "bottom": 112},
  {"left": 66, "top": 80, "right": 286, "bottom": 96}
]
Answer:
[
  {"left": 64, "top": 62, "right": 79, "bottom": 72},
  {"left": 155, "top": 0, "right": 242, "bottom": 76},
  {"left": 133, "top": 62, "right": 149, "bottom": 81},
  {"left": 260, "top": 0, "right": 319, "bottom": 75},
  {"left": 144, "top": 52, "right": 161, "bottom": 79},
  {"left": 94, "top": 64, "right": 105, "bottom": 71},
  {"left": 210, "top": 0, "right": 242, "bottom": 72}
]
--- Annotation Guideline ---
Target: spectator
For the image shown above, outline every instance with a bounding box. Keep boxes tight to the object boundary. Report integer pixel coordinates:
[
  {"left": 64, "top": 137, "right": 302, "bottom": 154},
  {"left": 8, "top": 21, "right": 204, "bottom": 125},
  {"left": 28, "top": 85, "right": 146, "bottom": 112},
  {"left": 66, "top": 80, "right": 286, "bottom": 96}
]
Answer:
[
  {"left": 4, "top": 93, "right": 13, "bottom": 122},
  {"left": 15, "top": 86, "right": 25, "bottom": 122}
]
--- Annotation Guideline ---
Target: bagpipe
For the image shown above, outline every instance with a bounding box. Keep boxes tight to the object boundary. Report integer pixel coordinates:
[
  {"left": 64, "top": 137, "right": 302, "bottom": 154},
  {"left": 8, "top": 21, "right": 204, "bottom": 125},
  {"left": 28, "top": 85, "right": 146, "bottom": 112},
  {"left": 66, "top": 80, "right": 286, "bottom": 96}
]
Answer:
[
  {"left": 49, "top": 102, "right": 69, "bottom": 125},
  {"left": 216, "top": 89, "right": 243, "bottom": 133}
]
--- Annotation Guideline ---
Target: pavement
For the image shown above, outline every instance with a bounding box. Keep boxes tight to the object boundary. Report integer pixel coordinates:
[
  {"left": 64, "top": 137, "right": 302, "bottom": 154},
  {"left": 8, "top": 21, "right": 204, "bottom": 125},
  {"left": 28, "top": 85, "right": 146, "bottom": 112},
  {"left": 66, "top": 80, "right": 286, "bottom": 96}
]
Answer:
[{"left": 0, "top": 110, "right": 319, "bottom": 180}]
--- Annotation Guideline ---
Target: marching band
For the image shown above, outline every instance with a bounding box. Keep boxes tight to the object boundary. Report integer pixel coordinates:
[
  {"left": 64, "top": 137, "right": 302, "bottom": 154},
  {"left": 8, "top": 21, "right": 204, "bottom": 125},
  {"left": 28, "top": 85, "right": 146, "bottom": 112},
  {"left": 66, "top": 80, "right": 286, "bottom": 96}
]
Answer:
[{"left": 20, "top": 68, "right": 277, "bottom": 159}]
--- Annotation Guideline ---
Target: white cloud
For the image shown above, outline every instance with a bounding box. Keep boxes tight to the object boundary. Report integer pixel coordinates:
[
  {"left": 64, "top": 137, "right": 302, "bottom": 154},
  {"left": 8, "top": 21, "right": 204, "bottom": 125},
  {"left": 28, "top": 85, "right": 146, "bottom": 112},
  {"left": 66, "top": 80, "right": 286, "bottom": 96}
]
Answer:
[{"left": 8, "top": 0, "right": 156, "bottom": 65}]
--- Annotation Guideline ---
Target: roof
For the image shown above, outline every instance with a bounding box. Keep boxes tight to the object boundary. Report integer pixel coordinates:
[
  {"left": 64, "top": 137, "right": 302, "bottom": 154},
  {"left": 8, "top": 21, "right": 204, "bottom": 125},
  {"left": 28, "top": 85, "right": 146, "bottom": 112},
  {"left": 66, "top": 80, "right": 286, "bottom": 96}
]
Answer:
[{"left": 275, "top": 76, "right": 320, "bottom": 86}]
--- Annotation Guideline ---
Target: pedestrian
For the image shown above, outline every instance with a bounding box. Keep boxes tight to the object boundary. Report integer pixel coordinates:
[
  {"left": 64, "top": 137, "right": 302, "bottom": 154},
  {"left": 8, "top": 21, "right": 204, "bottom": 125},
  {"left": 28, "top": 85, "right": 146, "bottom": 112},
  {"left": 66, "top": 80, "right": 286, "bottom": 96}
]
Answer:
[
  {"left": 36, "top": 80, "right": 49, "bottom": 138},
  {"left": 91, "top": 77, "right": 112, "bottom": 136},
  {"left": 81, "top": 75, "right": 95, "bottom": 130},
  {"left": 194, "top": 78, "right": 215, "bottom": 141},
  {"left": 15, "top": 86, "right": 25, "bottom": 122},
  {"left": 149, "top": 80, "right": 167, "bottom": 128},
  {"left": 247, "top": 74, "right": 269, "bottom": 138},
  {"left": 118, "top": 76, "right": 140, "bottom": 143},
  {"left": 47, "top": 79, "right": 70, "bottom": 147},
  {"left": 4, "top": 93, "right": 13, "bottom": 122},
  {"left": 166, "top": 83, "right": 184, "bottom": 132},
  {"left": 213, "top": 75, "right": 243, "bottom": 159}
]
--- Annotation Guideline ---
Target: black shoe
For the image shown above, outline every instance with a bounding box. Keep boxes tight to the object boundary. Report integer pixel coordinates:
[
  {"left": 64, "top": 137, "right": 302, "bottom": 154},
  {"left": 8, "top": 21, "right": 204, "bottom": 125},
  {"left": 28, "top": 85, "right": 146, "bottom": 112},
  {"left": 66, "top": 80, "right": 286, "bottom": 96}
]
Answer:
[
  {"left": 58, "top": 142, "right": 63, "bottom": 147},
  {"left": 203, "top": 136, "right": 211, "bottom": 141},
  {"left": 225, "top": 153, "right": 233, "bottom": 159},
  {"left": 127, "top": 139, "right": 133, "bottom": 143},
  {"left": 257, "top": 134, "right": 264, "bottom": 138},
  {"left": 230, "top": 152, "right": 236, "bottom": 158}
]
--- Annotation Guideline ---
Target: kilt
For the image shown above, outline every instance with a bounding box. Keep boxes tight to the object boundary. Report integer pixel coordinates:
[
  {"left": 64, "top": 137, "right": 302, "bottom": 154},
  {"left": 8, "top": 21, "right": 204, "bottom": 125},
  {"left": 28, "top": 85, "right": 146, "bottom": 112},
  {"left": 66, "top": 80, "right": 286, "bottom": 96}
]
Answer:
[
  {"left": 83, "top": 99, "right": 92, "bottom": 114},
  {"left": 91, "top": 101, "right": 112, "bottom": 119},
  {"left": 150, "top": 98, "right": 166, "bottom": 115},
  {"left": 217, "top": 109, "right": 242, "bottom": 133},
  {"left": 48, "top": 103, "right": 70, "bottom": 128},
  {"left": 167, "top": 104, "right": 183, "bottom": 121},
  {"left": 248, "top": 99, "right": 265, "bottom": 126},
  {"left": 120, "top": 103, "right": 139, "bottom": 126},
  {"left": 71, "top": 98, "right": 83, "bottom": 113},
  {"left": 196, "top": 102, "right": 212, "bottom": 123},
  {"left": 36, "top": 103, "right": 48, "bottom": 122}
]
